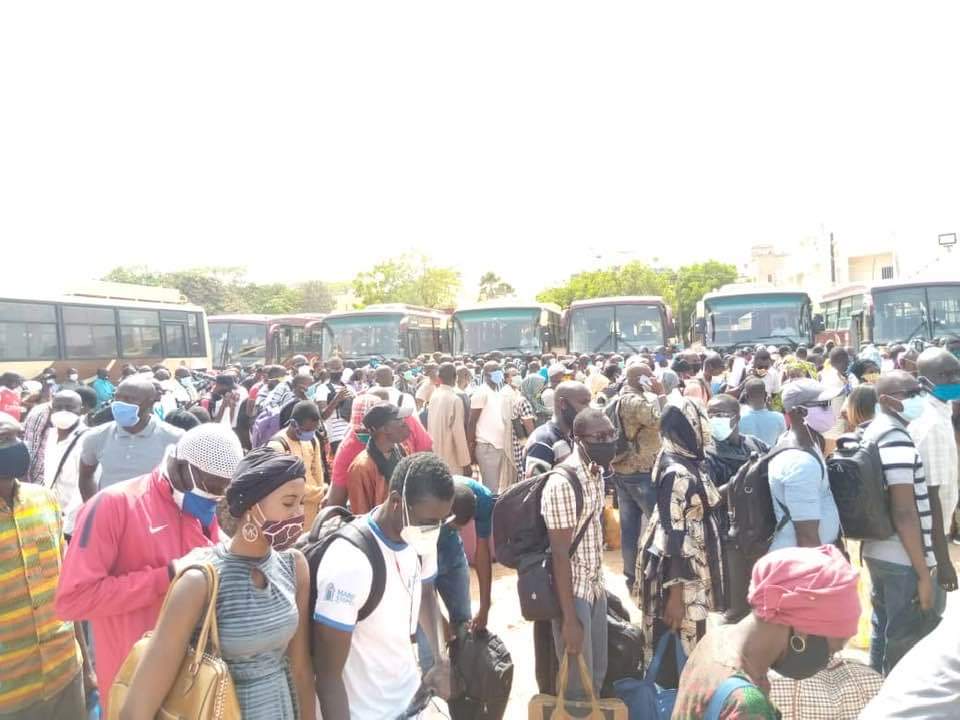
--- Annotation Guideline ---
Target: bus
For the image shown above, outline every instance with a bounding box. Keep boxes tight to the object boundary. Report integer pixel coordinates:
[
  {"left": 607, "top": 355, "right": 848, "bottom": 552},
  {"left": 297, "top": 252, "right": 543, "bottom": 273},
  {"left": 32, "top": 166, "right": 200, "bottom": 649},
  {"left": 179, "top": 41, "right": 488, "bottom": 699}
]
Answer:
[
  {"left": 818, "top": 278, "right": 960, "bottom": 348},
  {"left": 450, "top": 301, "right": 563, "bottom": 356},
  {"left": 695, "top": 284, "right": 816, "bottom": 351},
  {"left": 208, "top": 314, "right": 325, "bottom": 369},
  {"left": 320, "top": 305, "right": 450, "bottom": 361},
  {"left": 0, "top": 286, "right": 210, "bottom": 381},
  {"left": 565, "top": 296, "right": 675, "bottom": 354}
]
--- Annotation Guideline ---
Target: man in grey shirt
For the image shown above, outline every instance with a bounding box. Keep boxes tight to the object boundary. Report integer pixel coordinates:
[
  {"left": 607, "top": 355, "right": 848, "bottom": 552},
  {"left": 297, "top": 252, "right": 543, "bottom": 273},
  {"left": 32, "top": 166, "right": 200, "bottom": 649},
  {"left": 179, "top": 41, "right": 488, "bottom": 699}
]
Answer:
[{"left": 78, "top": 376, "right": 182, "bottom": 499}]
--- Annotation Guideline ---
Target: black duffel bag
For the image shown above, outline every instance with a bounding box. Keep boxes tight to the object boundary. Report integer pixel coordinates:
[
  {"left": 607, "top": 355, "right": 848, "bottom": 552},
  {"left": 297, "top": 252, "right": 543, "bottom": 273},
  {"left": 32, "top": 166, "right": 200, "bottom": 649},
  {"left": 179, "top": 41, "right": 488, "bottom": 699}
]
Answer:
[{"left": 448, "top": 628, "right": 514, "bottom": 720}]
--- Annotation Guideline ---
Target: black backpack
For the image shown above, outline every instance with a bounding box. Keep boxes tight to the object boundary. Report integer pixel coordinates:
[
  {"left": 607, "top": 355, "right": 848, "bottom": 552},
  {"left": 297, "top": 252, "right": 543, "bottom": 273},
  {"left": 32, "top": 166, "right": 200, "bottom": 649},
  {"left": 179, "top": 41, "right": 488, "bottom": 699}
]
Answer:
[
  {"left": 827, "top": 428, "right": 897, "bottom": 540},
  {"left": 491, "top": 465, "right": 583, "bottom": 570},
  {"left": 295, "top": 506, "right": 386, "bottom": 641},
  {"left": 604, "top": 395, "right": 632, "bottom": 456},
  {"left": 727, "top": 439, "right": 819, "bottom": 557},
  {"left": 448, "top": 628, "right": 514, "bottom": 720}
]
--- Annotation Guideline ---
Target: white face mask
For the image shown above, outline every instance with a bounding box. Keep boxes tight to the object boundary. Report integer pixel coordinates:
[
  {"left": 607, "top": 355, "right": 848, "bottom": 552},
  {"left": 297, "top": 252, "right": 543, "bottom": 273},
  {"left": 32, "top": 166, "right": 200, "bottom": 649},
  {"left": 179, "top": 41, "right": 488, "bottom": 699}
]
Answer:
[
  {"left": 297, "top": 365, "right": 313, "bottom": 377},
  {"left": 398, "top": 463, "right": 443, "bottom": 556},
  {"left": 68, "top": 373, "right": 79, "bottom": 382},
  {"left": 50, "top": 410, "right": 79, "bottom": 430}
]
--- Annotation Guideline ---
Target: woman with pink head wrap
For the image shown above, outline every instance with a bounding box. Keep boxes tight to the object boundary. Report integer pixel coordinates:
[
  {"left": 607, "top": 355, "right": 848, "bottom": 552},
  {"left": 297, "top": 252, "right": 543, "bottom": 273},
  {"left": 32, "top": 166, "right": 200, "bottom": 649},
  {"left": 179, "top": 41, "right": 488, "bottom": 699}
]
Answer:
[{"left": 673, "top": 544, "right": 860, "bottom": 719}]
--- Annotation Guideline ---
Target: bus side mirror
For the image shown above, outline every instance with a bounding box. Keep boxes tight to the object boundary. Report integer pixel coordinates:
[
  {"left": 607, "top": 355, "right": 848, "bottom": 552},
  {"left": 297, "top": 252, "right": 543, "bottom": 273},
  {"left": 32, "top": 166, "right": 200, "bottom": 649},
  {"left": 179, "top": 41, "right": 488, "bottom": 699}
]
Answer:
[{"left": 813, "top": 314, "right": 825, "bottom": 332}]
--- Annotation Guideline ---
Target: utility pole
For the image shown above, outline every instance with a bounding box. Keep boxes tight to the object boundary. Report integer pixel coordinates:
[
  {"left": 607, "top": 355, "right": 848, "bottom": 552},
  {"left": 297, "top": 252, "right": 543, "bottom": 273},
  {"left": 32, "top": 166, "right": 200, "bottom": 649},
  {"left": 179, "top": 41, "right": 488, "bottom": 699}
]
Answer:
[{"left": 829, "top": 232, "right": 837, "bottom": 284}]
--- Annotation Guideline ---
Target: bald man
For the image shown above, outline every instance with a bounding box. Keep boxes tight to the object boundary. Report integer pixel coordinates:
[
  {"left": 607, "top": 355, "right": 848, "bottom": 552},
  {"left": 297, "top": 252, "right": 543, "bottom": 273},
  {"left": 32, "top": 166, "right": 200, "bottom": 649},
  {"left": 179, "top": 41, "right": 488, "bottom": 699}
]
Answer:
[
  {"left": 864, "top": 370, "right": 942, "bottom": 674},
  {"left": 374, "top": 365, "right": 415, "bottom": 409},
  {"left": 909, "top": 348, "right": 960, "bottom": 594},
  {"left": 78, "top": 376, "right": 183, "bottom": 499},
  {"left": 523, "top": 381, "right": 592, "bottom": 479}
]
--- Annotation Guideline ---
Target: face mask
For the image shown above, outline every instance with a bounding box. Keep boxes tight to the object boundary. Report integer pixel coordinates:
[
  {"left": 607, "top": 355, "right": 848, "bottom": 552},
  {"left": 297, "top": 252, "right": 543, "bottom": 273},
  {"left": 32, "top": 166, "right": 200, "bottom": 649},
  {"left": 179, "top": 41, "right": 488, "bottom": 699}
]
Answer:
[
  {"left": 356, "top": 432, "right": 370, "bottom": 444},
  {"left": 899, "top": 394, "right": 927, "bottom": 422},
  {"left": 709, "top": 416, "right": 734, "bottom": 442},
  {"left": 173, "top": 465, "right": 223, "bottom": 527},
  {"left": 771, "top": 631, "right": 831, "bottom": 680},
  {"left": 558, "top": 400, "right": 578, "bottom": 431},
  {"left": 803, "top": 405, "right": 836, "bottom": 434},
  {"left": 291, "top": 422, "right": 315, "bottom": 443},
  {"left": 0, "top": 442, "right": 31, "bottom": 479},
  {"left": 329, "top": 372, "right": 343, "bottom": 383},
  {"left": 68, "top": 373, "right": 79, "bottom": 382},
  {"left": 50, "top": 410, "right": 79, "bottom": 431},
  {"left": 179, "top": 377, "right": 192, "bottom": 387},
  {"left": 863, "top": 372, "right": 880, "bottom": 384},
  {"left": 579, "top": 439, "right": 618, "bottom": 471},
  {"left": 111, "top": 400, "right": 141, "bottom": 428},
  {"left": 257, "top": 505, "right": 305, "bottom": 551},
  {"left": 710, "top": 379, "right": 723, "bottom": 395},
  {"left": 399, "top": 465, "right": 443, "bottom": 556},
  {"left": 755, "top": 368, "right": 768, "bottom": 377},
  {"left": 488, "top": 370, "right": 505, "bottom": 387},
  {"left": 297, "top": 365, "right": 312, "bottom": 377},
  {"left": 931, "top": 383, "right": 960, "bottom": 402}
]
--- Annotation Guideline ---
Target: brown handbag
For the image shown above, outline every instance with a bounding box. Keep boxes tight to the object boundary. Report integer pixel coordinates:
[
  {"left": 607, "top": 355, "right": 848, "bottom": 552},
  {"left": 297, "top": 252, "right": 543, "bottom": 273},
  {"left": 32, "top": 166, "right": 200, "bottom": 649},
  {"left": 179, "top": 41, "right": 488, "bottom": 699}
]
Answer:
[
  {"left": 107, "top": 562, "right": 241, "bottom": 720},
  {"left": 528, "top": 653, "right": 627, "bottom": 719}
]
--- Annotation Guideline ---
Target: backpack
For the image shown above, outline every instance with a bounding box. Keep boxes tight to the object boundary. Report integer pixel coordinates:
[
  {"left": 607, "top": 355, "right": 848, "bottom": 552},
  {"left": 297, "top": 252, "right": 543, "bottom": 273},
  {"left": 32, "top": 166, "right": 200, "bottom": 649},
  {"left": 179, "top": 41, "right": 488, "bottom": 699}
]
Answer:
[
  {"left": 826, "top": 428, "right": 896, "bottom": 540},
  {"left": 491, "top": 465, "right": 583, "bottom": 570},
  {"left": 250, "top": 405, "right": 284, "bottom": 448},
  {"left": 294, "top": 506, "right": 387, "bottom": 643},
  {"left": 448, "top": 628, "right": 514, "bottom": 720},
  {"left": 604, "top": 395, "right": 631, "bottom": 456},
  {"left": 727, "top": 439, "right": 819, "bottom": 557}
]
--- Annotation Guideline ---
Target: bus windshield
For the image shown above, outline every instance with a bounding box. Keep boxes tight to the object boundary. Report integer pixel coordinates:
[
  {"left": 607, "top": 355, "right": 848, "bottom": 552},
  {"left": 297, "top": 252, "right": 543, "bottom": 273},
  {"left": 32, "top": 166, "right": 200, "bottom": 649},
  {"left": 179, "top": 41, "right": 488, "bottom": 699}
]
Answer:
[
  {"left": 453, "top": 308, "right": 540, "bottom": 355},
  {"left": 872, "top": 287, "right": 927, "bottom": 344},
  {"left": 927, "top": 285, "right": 960, "bottom": 338},
  {"left": 706, "top": 295, "right": 806, "bottom": 348},
  {"left": 210, "top": 322, "right": 267, "bottom": 366},
  {"left": 569, "top": 304, "right": 664, "bottom": 353},
  {"left": 324, "top": 315, "right": 401, "bottom": 358}
]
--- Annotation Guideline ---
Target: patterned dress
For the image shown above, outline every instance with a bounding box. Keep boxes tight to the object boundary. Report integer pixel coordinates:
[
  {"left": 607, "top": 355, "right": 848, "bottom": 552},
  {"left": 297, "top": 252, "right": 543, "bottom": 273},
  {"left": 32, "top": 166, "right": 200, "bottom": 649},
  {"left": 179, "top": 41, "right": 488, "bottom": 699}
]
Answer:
[
  {"left": 191, "top": 544, "right": 301, "bottom": 719},
  {"left": 511, "top": 395, "right": 536, "bottom": 480}
]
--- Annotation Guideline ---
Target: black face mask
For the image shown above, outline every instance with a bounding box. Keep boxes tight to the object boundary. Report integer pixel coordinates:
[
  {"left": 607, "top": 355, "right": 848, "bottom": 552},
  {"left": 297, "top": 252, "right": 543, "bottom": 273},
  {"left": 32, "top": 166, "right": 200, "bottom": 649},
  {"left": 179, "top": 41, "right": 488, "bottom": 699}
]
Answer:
[
  {"left": 0, "top": 442, "right": 31, "bottom": 480},
  {"left": 580, "top": 440, "right": 618, "bottom": 471},
  {"left": 329, "top": 372, "right": 343, "bottom": 383},
  {"left": 558, "top": 400, "right": 578, "bottom": 431},
  {"left": 771, "top": 630, "right": 831, "bottom": 680}
]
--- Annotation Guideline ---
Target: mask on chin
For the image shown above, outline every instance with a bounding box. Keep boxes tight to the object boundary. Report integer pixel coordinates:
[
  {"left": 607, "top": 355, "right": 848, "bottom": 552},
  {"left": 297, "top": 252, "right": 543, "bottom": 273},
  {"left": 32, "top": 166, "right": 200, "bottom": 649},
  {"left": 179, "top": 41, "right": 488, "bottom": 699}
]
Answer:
[{"left": 771, "top": 630, "right": 831, "bottom": 680}]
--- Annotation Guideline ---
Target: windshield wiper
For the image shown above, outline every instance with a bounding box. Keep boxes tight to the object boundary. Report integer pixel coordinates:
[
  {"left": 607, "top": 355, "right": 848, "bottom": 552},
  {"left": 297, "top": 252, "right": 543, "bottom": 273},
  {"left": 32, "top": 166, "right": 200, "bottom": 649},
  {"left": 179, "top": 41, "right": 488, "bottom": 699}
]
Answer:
[
  {"left": 750, "top": 335, "right": 799, "bottom": 349},
  {"left": 896, "top": 319, "right": 929, "bottom": 347}
]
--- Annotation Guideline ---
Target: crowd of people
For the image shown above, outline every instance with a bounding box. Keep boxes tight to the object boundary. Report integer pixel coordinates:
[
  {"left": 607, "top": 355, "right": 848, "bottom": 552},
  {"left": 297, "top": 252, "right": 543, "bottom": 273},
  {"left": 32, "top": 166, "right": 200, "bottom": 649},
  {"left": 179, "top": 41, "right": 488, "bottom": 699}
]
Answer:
[{"left": 1, "top": 336, "right": 959, "bottom": 719}]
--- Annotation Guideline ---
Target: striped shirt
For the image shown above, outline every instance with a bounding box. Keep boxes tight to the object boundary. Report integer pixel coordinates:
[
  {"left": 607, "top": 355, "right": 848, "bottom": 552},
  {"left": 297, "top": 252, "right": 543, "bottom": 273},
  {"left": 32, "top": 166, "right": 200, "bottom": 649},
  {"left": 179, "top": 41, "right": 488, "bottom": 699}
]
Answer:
[
  {"left": 0, "top": 481, "right": 81, "bottom": 713},
  {"left": 862, "top": 412, "right": 936, "bottom": 568}
]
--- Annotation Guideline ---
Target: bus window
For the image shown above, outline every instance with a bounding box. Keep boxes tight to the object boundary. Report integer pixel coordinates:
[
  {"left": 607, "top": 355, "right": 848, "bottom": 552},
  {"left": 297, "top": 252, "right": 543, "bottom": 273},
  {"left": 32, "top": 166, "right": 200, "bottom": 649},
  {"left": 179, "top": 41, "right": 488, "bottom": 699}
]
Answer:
[
  {"left": 118, "top": 309, "right": 162, "bottom": 357},
  {"left": 63, "top": 305, "right": 119, "bottom": 359},
  {"left": 824, "top": 300, "right": 839, "bottom": 331},
  {"left": 0, "top": 301, "right": 59, "bottom": 360},
  {"left": 226, "top": 323, "right": 268, "bottom": 365},
  {"left": 162, "top": 322, "right": 188, "bottom": 356},
  {"left": 928, "top": 286, "right": 960, "bottom": 338},
  {"left": 570, "top": 306, "right": 614, "bottom": 353},
  {"left": 617, "top": 305, "right": 664, "bottom": 350},
  {"left": 187, "top": 312, "right": 205, "bottom": 356},
  {"left": 872, "top": 287, "right": 926, "bottom": 344}
]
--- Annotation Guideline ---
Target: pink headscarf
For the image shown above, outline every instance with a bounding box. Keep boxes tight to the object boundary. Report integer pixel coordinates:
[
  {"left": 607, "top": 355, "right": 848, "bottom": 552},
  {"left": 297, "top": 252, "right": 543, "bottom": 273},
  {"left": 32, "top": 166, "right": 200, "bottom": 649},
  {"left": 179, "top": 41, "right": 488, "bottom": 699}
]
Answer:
[{"left": 748, "top": 545, "right": 860, "bottom": 638}]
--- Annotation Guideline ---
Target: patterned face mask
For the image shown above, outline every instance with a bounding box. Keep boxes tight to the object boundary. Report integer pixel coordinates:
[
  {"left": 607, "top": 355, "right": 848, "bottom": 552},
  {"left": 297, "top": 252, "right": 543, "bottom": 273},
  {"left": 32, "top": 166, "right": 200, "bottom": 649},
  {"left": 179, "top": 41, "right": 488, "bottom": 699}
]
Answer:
[{"left": 255, "top": 504, "right": 305, "bottom": 550}]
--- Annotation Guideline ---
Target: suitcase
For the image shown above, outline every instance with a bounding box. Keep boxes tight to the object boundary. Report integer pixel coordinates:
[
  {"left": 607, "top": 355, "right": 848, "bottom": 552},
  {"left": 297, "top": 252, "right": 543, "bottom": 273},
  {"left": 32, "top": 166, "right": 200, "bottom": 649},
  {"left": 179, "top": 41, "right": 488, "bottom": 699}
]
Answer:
[{"left": 529, "top": 653, "right": 627, "bottom": 719}]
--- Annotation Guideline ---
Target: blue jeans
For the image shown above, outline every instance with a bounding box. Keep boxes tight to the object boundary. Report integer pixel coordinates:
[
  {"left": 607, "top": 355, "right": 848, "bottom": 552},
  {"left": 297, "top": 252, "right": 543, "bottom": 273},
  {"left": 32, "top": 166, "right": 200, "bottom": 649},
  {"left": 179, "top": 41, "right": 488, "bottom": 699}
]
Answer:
[
  {"left": 417, "top": 545, "right": 472, "bottom": 671},
  {"left": 865, "top": 557, "right": 945, "bottom": 674},
  {"left": 615, "top": 472, "right": 655, "bottom": 587}
]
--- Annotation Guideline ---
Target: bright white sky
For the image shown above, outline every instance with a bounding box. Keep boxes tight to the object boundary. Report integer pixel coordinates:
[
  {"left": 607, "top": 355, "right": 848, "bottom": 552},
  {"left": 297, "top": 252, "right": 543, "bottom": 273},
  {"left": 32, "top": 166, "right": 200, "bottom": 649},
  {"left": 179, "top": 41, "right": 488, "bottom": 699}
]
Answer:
[{"left": 3, "top": 2, "right": 960, "bottom": 303}]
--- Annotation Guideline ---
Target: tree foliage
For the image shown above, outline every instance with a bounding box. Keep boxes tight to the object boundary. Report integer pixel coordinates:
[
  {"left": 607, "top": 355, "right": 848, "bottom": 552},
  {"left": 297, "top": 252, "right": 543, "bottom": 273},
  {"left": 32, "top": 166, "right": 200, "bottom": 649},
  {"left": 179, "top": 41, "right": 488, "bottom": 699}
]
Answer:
[
  {"left": 477, "top": 272, "right": 516, "bottom": 302},
  {"left": 536, "top": 260, "right": 737, "bottom": 342},
  {"left": 352, "top": 254, "right": 461, "bottom": 308},
  {"left": 101, "top": 266, "right": 339, "bottom": 315}
]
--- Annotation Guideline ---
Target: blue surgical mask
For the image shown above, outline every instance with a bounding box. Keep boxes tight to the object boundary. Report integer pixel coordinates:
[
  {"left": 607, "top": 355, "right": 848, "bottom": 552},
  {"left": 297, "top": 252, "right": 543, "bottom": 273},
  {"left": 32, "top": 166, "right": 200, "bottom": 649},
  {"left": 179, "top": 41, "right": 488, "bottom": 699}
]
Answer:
[
  {"left": 710, "top": 380, "right": 723, "bottom": 395},
  {"left": 900, "top": 394, "right": 927, "bottom": 422},
  {"left": 489, "top": 370, "right": 505, "bottom": 387},
  {"left": 172, "top": 466, "right": 221, "bottom": 528},
  {"left": 931, "top": 383, "right": 960, "bottom": 402},
  {"left": 709, "top": 416, "right": 734, "bottom": 442},
  {"left": 292, "top": 422, "right": 315, "bottom": 442},
  {"left": 111, "top": 400, "right": 141, "bottom": 428}
]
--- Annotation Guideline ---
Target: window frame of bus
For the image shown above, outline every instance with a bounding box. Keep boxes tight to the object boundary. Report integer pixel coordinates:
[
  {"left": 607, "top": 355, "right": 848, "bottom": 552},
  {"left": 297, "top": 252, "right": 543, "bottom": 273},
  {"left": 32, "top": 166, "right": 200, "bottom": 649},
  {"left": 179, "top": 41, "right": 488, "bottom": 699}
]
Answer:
[
  {"left": 0, "top": 300, "right": 61, "bottom": 361},
  {"left": 62, "top": 304, "right": 120, "bottom": 360}
]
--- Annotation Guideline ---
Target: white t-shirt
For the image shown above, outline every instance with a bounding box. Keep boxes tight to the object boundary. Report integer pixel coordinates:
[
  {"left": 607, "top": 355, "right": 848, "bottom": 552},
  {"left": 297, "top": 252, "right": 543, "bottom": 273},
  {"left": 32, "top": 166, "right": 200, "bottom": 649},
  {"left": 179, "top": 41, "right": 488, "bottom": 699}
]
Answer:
[
  {"left": 212, "top": 385, "right": 248, "bottom": 428},
  {"left": 42, "top": 426, "right": 86, "bottom": 535},
  {"left": 382, "top": 386, "right": 416, "bottom": 410},
  {"left": 471, "top": 384, "right": 506, "bottom": 449},
  {"left": 313, "top": 515, "right": 437, "bottom": 720}
]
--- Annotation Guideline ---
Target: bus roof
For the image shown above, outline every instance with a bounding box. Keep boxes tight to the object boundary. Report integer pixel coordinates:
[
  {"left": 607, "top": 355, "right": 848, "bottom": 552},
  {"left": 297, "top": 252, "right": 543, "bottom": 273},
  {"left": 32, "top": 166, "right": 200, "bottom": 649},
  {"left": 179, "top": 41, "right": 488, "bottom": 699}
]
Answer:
[
  {"left": 207, "top": 314, "right": 319, "bottom": 325},
  {"left": 567, "top": 295, "right": 666, "bottom": 309},
  {"left": 453, "top": 300, "right": 562, "bottom": 314},
  {"left": 702, "top": 285, "right": 810, "bottom": 302},
  {"left": 819, "top": 277, "right": 960, "bottom": 303},
  {"left": 0, "top": 291, "right": 204, "bottom": 314},
  {"left": 323, "top": 304, "right": 450, "bottom": 321}
]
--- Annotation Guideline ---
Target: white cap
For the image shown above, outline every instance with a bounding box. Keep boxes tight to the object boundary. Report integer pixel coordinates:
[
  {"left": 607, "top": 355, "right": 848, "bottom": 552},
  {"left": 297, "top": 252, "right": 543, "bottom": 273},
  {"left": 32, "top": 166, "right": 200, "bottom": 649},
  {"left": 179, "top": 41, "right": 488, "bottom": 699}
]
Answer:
[{"left": 175, "top": 423, "right": 243, "bottom": 480}]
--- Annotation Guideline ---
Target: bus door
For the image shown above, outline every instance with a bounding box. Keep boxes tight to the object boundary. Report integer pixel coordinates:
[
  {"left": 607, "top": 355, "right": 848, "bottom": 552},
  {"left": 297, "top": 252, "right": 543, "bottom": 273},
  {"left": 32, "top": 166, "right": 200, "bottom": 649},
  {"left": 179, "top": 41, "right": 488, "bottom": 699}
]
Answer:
[{"left": 160, "top": 315, "right": 189, "bottom": 358}]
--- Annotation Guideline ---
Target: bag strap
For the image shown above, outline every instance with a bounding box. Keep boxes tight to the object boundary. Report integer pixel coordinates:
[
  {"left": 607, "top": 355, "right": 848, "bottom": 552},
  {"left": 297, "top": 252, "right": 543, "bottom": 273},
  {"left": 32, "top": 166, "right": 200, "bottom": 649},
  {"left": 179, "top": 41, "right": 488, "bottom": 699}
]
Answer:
[
  {"left": 703, "top": 675, "right": 753, "bottom": 720},
  {"left": 644, "top": 630, "right": 685, "bottom": 682},
  {"left": 337, "top": 521, "right": 387, "bottom": 621},
  {"left": 556, "top": 653, "right": 601, "bottom": 715},
  {"left": 50, "top": 428, "right": 86, "bottom": 490},
  {"left": 157, "top": 562, "right": 222, "bottom": 668},
  {"left": 551, "top": 465, "right": 591, "bottom": 558}
]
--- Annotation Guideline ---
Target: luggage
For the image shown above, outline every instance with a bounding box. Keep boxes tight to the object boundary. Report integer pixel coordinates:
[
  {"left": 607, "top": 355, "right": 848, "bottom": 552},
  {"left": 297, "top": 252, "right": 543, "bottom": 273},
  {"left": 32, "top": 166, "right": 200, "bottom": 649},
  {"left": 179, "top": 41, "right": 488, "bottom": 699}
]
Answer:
[
  {"left": 449, "top": 628, "right": 514, "bottom": 720},
  {"left": 602, "top": 594, "right": 642, "bottom": 697},
  {"left": 529, "top": 653, "right": 627, "bottom": 719},
  {"left": 612, "top": 631, "right": 686, "bottom": 720},
  {"left": 826, "top": 428, "right": 896, "bottom": 540}
]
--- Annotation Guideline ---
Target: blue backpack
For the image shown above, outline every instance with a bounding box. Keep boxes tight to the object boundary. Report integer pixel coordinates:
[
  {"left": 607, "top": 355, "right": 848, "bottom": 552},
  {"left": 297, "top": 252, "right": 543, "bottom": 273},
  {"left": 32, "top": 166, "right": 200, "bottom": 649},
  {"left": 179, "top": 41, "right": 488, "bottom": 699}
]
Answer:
[
  {"left": 703, "top": 676, "right": 754, "bottom": 720},
  {"left": 612, "top": 631, "right": 686, "bottom": 720}
]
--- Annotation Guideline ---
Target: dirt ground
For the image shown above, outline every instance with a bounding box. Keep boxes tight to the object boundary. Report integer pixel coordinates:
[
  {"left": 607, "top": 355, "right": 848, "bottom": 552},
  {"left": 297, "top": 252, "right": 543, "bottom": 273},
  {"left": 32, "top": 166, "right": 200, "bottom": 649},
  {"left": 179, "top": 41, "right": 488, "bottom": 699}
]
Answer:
[{"left": 422, "top": 541, "right": 960, "bottom": 719}]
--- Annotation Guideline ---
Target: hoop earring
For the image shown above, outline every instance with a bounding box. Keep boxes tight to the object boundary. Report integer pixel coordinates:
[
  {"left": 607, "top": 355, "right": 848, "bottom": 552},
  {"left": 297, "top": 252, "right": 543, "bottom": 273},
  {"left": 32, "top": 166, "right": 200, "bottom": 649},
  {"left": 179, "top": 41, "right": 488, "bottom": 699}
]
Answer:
[{"left": 241, "top": 515, "right": 260, "bottom": 542}]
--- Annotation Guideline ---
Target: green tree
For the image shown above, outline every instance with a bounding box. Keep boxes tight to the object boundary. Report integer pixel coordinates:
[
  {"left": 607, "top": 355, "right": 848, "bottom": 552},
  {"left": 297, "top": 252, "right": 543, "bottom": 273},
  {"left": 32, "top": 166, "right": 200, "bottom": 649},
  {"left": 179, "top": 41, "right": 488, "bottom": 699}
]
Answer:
[
  {"left": 296, "top": 280, "right": 336, "bottom": 314},
  {"left": 477, "top": 272, "right": 516, "bottom": 302},
  {"left": 352, "top": 254, "right": 461, "bottom": 308}
]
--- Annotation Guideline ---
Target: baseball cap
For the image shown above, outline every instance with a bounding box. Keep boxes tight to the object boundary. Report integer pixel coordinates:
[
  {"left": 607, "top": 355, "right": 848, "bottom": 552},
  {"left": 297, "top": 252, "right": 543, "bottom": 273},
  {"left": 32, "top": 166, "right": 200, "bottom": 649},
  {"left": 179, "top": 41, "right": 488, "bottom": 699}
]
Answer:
[
  {"left": 547, "top": 363, "right": 568, "bottom": 379},
  {"left": 781, "top": 379, "right": 843, "bottom": 412},
  {"left": 363, "top": 403, "right": 413, "bottom": 431}
]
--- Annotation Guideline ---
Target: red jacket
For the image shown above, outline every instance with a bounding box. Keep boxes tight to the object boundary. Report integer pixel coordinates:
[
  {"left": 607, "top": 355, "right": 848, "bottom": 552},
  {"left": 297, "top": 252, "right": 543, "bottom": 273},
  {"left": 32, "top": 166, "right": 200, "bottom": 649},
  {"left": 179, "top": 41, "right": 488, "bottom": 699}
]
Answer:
[
  {"left": 0, "top": 386, "right": 23, "bottom": 421},
  {"left": 331, "top": 415, "right": 433, "bottom": 488},
  {"left": 55, "top": 469, "right": 221, "bottom": 706}
]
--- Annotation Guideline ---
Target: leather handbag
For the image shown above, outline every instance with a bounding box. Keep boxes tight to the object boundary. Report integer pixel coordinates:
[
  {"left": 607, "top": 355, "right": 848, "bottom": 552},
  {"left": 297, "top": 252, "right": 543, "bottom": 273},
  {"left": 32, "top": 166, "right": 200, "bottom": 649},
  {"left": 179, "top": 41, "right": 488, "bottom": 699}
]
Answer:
[
  {"left": 107, "top": 563, "right": 240, "bottom": 720},
  {"left": 528, "top": 653, "right": 627, "bottom": 719}
]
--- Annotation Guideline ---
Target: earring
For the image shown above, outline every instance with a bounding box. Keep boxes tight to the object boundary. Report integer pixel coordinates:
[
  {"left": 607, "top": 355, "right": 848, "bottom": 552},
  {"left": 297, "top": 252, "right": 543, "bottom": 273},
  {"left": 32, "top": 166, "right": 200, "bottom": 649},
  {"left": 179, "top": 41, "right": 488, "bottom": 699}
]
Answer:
[{"left": 241, "top": 514, "right": 260, "bottom": 542}]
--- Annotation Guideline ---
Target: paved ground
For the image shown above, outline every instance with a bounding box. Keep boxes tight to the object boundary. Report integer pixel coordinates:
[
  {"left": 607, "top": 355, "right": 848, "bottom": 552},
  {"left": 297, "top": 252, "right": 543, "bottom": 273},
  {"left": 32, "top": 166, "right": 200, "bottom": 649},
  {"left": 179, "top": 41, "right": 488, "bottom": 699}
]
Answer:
[{"left": 423, "top": 540, "right": 960, "bottom": 719}]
